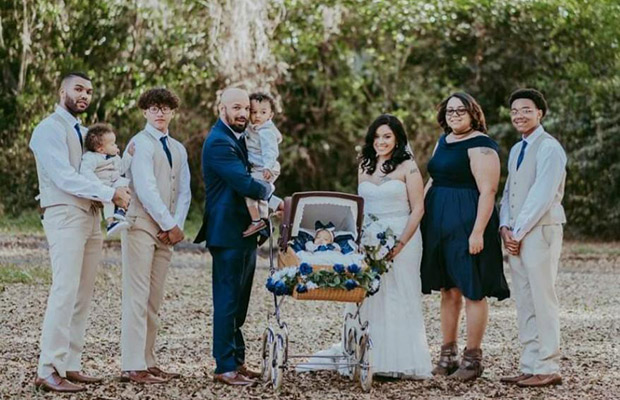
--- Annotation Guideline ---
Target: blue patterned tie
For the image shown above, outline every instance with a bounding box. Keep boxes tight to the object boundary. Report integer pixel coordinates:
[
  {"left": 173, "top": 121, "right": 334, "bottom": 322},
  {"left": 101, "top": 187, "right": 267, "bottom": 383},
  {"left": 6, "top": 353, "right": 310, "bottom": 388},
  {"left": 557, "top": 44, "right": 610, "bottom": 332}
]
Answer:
[
  {"left": 160, "top": 136, "right": 172, "bottom": 167},
  {"left": 516, "top": 140, "right": 528, "bottom": 170},
  {"left": 74, "top": 123, "right": 83, "bottom": 149}
]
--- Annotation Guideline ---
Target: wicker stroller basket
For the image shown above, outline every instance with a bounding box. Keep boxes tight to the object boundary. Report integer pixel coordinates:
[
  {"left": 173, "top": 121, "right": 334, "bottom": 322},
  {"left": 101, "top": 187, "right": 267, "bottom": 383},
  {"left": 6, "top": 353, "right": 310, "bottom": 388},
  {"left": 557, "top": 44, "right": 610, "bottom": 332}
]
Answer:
[{"left": 277, "top": 192, "right": 367, "bottom": 303}]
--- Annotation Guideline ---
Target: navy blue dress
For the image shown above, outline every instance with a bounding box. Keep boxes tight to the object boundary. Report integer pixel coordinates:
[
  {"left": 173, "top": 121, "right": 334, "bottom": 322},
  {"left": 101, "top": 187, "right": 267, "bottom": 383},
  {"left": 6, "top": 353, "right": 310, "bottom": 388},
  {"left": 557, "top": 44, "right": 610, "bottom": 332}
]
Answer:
[{"left": 421, "top": 134, "right": 509, "bottom": 301}]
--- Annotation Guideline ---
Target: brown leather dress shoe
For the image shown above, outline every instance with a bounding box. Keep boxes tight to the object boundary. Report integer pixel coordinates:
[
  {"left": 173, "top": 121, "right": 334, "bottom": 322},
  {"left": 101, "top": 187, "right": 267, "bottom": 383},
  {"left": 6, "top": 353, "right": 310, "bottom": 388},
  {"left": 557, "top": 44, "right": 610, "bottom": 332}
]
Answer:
[
  {"left": 213, "top": 371, "right": 256, "bottom": 386},
  {"left": 120, "top": 370, "right": 167, "bottom": 384},
  {"left": 34, "top": 372, "right": 86, "bottom": 393},
  {"left": 66, "top": 371, "right": 103, "bottom": 384},
  {"left": 500, "top": 373, "right": 533, "bottom": 384},
  {"left": 148, "top": 366, "right": 180, "bottom": 380},
  {"left": 517, "top": 373, "right": 562, "bottom": 387},
  {"left": 238, "top": 364, "right": 261, "bottom": 379},
  {"left": 242, "top": 220, "right": 267, "bottom": 237}
]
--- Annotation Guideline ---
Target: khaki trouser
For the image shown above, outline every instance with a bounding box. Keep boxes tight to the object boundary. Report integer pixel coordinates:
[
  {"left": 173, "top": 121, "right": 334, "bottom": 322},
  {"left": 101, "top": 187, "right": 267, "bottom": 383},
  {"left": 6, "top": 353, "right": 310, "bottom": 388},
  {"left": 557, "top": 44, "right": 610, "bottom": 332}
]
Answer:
[
  {"left": 508, "top": 224, "right": 563, "bottom": 374},
  {"left": 120, "top": 217, "right": 172, "bottom": 371},
  {"left": 38, "top": 205, "right": 102, "bottom": 378},
  {"left": 245, "top": 170, "right": 279, "bottom": 219}
]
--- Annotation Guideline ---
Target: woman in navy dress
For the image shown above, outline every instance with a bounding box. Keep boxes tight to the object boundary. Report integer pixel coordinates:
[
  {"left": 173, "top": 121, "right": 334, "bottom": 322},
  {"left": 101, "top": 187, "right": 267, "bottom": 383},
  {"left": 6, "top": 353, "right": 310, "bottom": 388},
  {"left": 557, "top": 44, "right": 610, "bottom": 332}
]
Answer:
[{"left": 421, "top": 92, "right": 509, "bottom": 382}]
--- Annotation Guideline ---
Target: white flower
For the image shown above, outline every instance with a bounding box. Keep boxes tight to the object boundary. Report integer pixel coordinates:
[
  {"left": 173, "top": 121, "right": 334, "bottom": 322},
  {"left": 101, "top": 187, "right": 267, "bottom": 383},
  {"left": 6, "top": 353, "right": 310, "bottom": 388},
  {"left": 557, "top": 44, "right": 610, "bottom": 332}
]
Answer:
[
  {"left": 306, "top": 281, "right": 318, "bottom": 290},
  {"left": 377, "top": 246, "right": 389, "bottom": 259},
  {"left": 370, "top": 278, "right": 380, "bottom": 292},
  {"left": 284, "top": 266, "right": 298, "bottom": 278}
]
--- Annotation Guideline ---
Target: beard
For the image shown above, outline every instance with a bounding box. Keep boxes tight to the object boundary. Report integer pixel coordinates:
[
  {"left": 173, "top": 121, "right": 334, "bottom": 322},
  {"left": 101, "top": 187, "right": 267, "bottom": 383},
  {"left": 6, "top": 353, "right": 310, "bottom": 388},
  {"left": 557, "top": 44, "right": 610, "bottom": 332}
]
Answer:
[
  {"left": 64, "top": 95, "right": 89, "bottom": 115},
  {"left": 224, "top": 109, "right": 248, "bottom": 133}
]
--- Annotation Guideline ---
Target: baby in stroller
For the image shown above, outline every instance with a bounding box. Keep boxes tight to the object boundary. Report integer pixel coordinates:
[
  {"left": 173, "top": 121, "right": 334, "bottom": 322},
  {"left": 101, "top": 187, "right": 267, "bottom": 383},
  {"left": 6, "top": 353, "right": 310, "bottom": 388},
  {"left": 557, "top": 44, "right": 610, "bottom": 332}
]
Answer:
[
  {"left": 304, "top": 221, "right": 341, "bottom": 253},
  {"left": 288, "top": 220, "right": 362, "bottom": 266}
]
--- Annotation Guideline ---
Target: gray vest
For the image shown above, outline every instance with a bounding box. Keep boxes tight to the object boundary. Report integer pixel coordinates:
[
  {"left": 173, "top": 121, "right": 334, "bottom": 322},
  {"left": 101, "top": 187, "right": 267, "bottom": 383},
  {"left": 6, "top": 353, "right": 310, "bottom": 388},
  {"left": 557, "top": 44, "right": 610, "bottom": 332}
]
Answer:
[
  {"left": 34, "top": 113, "right": 92, "bottom": 211},
  {"left": 126, "top": 130, "right": 183, "bottom": 229},
  {"left": 507, "top": 131, "right": 566, "bottom": 228}
]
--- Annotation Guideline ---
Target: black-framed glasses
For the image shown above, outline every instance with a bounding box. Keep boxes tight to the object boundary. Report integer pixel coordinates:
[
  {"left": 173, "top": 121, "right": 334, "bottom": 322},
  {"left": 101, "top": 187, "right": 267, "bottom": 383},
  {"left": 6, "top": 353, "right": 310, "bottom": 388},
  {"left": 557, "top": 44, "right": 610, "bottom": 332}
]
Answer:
[
  {"left": 446, "top": 108, "right": 468, "bottom": 117},
  {"left": 147, "top": 106, "right": 172, "bottom": 115}
]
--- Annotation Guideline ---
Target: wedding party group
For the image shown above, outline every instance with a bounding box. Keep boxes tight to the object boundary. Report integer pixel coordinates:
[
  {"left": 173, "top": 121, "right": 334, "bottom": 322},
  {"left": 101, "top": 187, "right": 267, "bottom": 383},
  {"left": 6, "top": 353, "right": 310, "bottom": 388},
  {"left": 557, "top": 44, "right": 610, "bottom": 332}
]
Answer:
[{"left": 28, "top": 71, "right": 566, "bottom": 393}]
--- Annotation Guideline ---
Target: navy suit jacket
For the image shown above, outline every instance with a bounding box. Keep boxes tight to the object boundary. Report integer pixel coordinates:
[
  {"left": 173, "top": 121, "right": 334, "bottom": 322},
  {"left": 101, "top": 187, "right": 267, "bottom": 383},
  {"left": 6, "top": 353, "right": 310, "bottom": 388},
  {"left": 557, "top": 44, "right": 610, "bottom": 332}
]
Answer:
[{"left": 194, "top": 118, "right": 270, "bottom": 248}]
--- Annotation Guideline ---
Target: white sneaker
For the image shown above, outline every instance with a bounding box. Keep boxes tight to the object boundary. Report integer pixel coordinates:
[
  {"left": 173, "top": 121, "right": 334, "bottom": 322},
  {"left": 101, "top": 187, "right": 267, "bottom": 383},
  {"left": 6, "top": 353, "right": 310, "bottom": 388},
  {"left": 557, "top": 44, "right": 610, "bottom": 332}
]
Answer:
[{"left": 107, "top": 220, "right": 130, "bottom": 236}]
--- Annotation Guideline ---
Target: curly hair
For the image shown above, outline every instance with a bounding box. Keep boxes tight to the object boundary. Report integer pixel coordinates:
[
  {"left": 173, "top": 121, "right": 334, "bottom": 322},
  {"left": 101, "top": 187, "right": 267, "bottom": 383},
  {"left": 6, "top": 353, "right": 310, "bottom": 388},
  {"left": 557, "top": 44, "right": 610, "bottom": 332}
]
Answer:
[
  {"left": 359, "top": 114, "right": 412, "bottom": 175},
  {"left": 249, "top": 92, "right": 276, "bottom": 112},
  {"left": 138, "top": 88, "right": 180, "bottom": 110},
  {"left": 436, "top": 92, "right": 487, "bottom": 133},
  {"left": 509, "top": 88, "right": 548, "bottom": 117},
  {"left": 85, "top": 123, "right": 114, "bottom": 152}
]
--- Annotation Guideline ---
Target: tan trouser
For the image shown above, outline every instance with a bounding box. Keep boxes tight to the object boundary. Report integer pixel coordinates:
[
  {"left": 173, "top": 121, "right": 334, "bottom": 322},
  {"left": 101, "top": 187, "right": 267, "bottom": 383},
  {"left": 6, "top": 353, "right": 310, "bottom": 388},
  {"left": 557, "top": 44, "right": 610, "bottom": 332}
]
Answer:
[
  {"left": 508, "top": 224, "right": 563, "bottom": 374},
  {"left": 245, "top": 169, "right": 279, "bottom": 219},
  {"left": 120, "top": 217, "right": 172, "bottom": 371},
  {"left": 38, "top": 205, "right": 102, "bottom": 378}
]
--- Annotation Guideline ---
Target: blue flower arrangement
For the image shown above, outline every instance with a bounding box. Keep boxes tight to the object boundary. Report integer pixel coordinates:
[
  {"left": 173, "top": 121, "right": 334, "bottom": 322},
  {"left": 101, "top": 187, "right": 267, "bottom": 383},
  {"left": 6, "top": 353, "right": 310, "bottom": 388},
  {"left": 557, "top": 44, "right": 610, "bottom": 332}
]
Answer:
[
  {"left": 299, "top": 262, "right": 313, "bottom": 276},
  {"left": 344, "top": 279, "right": 359, "bottom": 290},
  {"left": 333, "top": 263, "right": 345, "bottom": 273},
  {"left": 347, "top": 263, "right": 361, "bottom": 274}
]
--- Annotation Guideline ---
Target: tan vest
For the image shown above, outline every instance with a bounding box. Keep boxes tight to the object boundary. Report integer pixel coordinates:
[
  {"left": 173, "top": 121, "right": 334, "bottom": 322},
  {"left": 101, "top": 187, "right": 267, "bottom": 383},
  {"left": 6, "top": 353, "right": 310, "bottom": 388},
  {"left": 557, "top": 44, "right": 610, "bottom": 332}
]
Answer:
[
  {"left": 507, "top": 131, "right": 566, "bottom": 228},
  {"left": 35, "top": 113, "right": 92, "bottom": 211},
  {"left": 126, "top": 130, "right": 183, "bottom": 230}
]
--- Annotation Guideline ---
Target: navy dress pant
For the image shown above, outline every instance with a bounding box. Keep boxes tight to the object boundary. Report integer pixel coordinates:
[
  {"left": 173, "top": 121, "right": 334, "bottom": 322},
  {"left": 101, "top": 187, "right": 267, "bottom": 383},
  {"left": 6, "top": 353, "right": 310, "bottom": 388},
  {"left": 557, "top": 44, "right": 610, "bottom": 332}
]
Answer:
[{"left": 209, "top": 246, "right": 257, "bottom": 374}]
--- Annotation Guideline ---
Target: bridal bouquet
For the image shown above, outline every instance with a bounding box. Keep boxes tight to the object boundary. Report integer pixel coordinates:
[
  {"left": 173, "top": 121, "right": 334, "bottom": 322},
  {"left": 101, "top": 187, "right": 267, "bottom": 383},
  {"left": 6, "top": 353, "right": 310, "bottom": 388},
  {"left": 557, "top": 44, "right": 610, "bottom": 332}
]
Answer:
[{"left": 361, "top": 213, "right": 399, "bottom": 276}]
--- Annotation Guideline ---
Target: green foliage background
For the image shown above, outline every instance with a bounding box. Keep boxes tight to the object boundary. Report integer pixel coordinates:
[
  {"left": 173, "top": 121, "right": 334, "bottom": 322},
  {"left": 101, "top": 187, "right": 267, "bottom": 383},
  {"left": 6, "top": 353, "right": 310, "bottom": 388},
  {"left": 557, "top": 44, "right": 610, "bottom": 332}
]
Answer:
[{"left": 1, "top": 0, "right": 618, "bottom": 239}]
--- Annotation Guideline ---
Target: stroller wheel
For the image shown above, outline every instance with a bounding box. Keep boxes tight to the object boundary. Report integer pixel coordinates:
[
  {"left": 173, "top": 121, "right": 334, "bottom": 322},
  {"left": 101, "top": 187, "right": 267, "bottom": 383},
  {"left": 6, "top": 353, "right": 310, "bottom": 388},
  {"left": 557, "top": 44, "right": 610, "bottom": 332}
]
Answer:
[
  {"left": 357, "top": 333, "right": 373, "bottom": 392},
  {"left": 272, "top": 334, "right": 285, "bottom": 390},
  {"left": 348, "top": 327, "right": 359, "bottom": 380},
  {"left": 261, "top": 328, "right": 274, "bottom": 383}
]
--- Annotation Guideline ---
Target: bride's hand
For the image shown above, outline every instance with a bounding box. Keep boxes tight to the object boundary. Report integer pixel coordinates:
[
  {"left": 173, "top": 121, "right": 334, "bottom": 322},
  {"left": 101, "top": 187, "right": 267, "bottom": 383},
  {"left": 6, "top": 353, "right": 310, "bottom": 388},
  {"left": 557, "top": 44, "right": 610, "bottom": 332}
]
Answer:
[
  {"left": 468, "top": 231, "right": 484, "bottom": 255},
  {"left": 387, "top": 242, "right": 405, "bottom": 261}
]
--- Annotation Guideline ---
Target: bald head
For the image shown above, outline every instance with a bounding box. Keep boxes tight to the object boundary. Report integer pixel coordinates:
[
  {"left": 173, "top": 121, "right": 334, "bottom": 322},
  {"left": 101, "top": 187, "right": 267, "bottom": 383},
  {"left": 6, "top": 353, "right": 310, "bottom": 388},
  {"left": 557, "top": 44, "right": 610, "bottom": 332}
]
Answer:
[
  {"left": 220, "top": 88, "right": 249, "bottom": 106},
  {"left": 219, "top": 87, "right": 250, "bottom": 133}
]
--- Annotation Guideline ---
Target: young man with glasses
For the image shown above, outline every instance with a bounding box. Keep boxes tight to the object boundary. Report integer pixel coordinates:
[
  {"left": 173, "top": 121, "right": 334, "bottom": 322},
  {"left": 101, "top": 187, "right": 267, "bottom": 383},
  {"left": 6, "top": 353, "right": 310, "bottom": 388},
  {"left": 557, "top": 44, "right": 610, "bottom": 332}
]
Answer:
[
  {"left": 119, "top": 88, "right": 191, "bottom": 384},
  {"left": 499, "top": 88, "right": 567, "bottom": 387}
]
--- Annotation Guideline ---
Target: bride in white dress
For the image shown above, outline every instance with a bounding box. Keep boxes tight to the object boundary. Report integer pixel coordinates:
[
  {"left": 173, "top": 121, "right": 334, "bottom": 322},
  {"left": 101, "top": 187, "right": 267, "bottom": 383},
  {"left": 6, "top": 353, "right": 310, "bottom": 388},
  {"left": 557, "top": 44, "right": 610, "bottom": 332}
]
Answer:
[{"left": 298, "top": 114, "right": 432, "bottom": 379}]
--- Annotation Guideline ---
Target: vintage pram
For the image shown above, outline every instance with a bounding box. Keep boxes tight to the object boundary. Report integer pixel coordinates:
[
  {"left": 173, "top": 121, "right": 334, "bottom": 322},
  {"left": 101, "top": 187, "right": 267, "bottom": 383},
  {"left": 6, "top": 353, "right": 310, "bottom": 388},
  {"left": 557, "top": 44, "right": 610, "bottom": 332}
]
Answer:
[{"left": 260, "top": 191, "right": 373, "bottom": 392}]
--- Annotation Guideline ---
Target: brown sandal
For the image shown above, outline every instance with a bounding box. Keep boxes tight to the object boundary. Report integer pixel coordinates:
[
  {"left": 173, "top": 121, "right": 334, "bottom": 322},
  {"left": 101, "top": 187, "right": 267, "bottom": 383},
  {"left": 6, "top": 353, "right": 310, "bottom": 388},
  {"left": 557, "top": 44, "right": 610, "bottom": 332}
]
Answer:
[
  {"left": 432, "top": 342, "right": 459, "bottom": 376},
  {"left": 449, "top": 348, "right": 484, "bottom": 382}
]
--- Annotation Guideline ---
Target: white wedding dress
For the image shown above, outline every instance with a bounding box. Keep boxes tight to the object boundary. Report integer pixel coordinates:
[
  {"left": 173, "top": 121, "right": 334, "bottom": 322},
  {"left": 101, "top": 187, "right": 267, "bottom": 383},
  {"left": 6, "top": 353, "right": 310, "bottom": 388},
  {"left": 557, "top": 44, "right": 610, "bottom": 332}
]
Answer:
[{"left": 297, "top": 180, "right": 433, "bottom": 378}]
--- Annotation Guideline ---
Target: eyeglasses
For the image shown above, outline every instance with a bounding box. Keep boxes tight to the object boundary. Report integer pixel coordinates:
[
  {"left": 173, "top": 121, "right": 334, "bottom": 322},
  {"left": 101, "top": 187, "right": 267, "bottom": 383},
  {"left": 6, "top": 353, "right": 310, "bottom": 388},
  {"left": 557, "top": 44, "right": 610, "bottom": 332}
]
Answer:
[
  {"left": 446, "top": 108, "right": 468, "bottom": 117},
  {"left": 510, "top": 108, "right": 536, "bottom": 117},
  {"left": 147, "top": 106, "right": 172, "bottom": 115}
]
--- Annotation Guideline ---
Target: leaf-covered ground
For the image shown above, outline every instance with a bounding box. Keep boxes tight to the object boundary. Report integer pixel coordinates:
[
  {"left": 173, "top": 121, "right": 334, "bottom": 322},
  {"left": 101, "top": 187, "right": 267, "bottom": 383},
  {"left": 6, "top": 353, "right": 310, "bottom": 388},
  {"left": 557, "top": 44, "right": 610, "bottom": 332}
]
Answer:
[{"left": 1, "top": 235, "right": 618, "bottom": 399}]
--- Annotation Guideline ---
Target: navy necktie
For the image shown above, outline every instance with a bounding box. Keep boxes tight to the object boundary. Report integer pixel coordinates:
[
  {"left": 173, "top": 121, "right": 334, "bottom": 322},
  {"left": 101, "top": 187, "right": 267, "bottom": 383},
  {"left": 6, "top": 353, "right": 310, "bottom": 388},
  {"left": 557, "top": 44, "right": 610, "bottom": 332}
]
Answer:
[
  {"left": 516, "top": 140, "right": 528, "bottom": 170},
  {"left": 74, "top": 123, "right": 83, "bottom": 148},
  {"left": 160, "top": 136, "right": 172, "bottom": 167}
]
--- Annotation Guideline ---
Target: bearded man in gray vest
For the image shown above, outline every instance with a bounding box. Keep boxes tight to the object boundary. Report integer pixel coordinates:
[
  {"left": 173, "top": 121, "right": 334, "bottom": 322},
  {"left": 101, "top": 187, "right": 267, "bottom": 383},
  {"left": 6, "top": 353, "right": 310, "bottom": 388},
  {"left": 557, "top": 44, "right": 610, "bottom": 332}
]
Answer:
[
  {"left": 120, "top": 88, "right": 191, "bottom": 384},
  {"left": 29, "top": 72, "right": 131, "bottom": 393},
  {"left": 499, "top": 88, "right": 567, "bottom": 388}
]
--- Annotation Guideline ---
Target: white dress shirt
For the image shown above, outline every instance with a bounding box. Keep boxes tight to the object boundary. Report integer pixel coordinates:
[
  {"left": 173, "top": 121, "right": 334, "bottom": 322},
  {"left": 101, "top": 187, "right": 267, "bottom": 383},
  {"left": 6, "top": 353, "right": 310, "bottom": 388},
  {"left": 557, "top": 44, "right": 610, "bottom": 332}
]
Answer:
[
  {"left": 129, "top": 123, "right": 191, "bottom": 231},
  {"left": 29, "top": 105, "right": 115, "bottom": 202},
  {"left": 499, "top": 125, "right": 567, "bottom": 241}
]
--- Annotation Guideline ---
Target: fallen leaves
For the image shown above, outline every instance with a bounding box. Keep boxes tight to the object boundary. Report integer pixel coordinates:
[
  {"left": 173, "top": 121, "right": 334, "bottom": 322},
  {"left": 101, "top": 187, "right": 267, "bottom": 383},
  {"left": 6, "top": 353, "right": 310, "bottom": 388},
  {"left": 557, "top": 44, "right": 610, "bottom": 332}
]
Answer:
[{"left": 0, "top": 235, "right": 619, "bottom": 399}]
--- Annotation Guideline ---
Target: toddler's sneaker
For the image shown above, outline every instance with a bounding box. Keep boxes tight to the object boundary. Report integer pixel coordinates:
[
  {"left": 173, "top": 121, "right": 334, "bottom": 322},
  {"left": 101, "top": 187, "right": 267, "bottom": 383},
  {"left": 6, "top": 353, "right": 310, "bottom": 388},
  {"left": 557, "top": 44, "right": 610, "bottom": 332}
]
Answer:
[
  {"left": 107, "top": 220, "right": 130, "bottom": 236},
  {"left": 114, "top": 208, "right": 127, "bottom": 221}
]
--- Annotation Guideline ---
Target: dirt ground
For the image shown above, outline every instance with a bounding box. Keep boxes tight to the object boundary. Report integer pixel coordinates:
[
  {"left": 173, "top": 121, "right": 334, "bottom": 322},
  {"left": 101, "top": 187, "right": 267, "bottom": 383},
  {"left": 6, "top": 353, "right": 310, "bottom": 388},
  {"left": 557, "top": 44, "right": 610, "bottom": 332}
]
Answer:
[{"left": 0, "top": 234, "right": 618, "bottom": 399}]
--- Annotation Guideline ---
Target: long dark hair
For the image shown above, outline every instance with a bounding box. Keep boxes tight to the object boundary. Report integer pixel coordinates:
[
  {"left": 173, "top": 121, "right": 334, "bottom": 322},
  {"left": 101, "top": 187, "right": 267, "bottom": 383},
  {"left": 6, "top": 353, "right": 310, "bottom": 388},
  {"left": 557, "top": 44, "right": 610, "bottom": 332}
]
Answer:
[
  {"left": 436, "top": 92, "right": 487, "bottom": 133},
  {"left": 359, "top": 114, "right": 412, "bottom": 175}
]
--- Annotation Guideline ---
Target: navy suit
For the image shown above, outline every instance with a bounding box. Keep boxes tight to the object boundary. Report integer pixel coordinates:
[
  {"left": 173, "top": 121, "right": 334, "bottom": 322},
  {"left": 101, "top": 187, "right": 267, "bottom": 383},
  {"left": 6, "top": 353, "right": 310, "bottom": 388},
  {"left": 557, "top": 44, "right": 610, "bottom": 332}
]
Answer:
[{"left": 195, "top": 118, "right": 270, "bottom": 374}]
